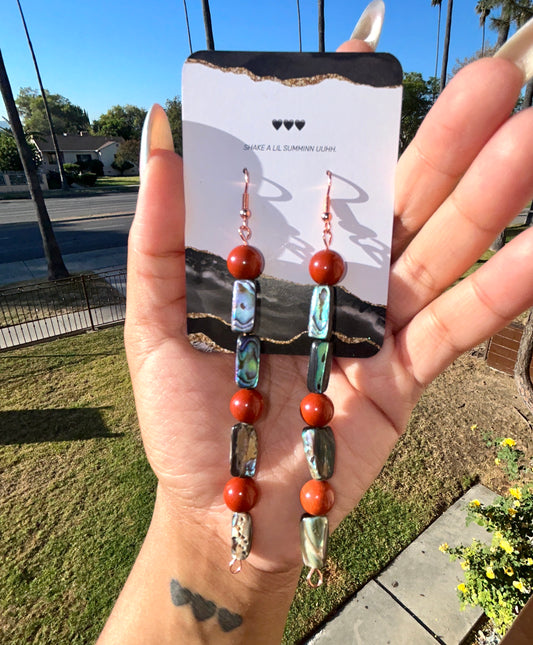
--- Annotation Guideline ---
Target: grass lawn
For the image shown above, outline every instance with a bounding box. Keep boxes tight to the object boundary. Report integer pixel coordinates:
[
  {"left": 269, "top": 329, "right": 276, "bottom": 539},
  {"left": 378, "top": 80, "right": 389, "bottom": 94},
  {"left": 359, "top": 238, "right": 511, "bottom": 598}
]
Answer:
[
  {"left": 1, "top": 325, "right": 531, "bottom": 644},
  {"left": 95, "top": 176, "right": 139, "bottom": 188}
]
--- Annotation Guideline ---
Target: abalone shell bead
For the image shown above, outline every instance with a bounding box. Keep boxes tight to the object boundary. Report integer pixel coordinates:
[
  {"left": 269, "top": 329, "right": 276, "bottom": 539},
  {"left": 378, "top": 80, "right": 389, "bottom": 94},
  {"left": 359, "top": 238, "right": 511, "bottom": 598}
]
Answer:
[
  {"left": 309, "top": 249, "right": 345, "bottom": 285},
  {"left": 300, "top": 479, "right": 335, "bottom": 515},
  {"left": 235, "top": 335, "right": 260, "bottom": 388},
  {"left": 224, "top": 476, "right": 258, "bottom": 513},
  {"left": 302, "top": 426, "right": 335, "bottom": 480},
  {"left": 300, "top": 515, "right": 329, "bottom": 569},
  {"left": 307, "top": 341, "right": 332, "bottom": 394},
  {"left": 308, "top": 285, "right": 333, "bottom": 339},
  {"left": 300, "top": 393, "right": 334, "bottom": 427},
  {"left": 231, "top": 512, "right": 252, "bottom": 560},
  {"left": 230, "top": 388, "right": 264, "bottom": 424},
  {"left": 227, "top": 245, "right": 264, "bottom": 280},
  {"left": 230, "top": 423, "right": 258, "bottom": 477},
  {"left": 231, "top": 280, "right": 256, "bottom": 333}
]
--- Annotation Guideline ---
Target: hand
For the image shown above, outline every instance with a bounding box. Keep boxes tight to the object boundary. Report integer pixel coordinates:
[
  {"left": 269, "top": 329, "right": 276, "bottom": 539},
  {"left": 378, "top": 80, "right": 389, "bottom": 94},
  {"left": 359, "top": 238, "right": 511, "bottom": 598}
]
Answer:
[{"left": 100, "top": 19, "right": 533, "bottom": 645}]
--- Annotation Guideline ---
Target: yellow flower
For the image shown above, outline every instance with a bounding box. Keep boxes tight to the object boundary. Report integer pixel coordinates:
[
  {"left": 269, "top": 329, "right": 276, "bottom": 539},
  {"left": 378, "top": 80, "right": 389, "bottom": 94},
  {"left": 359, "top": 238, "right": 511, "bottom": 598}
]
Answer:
[
  {"left": 470, "top": 424, "right": 478, "bottom": 431},
  {"left": 514, "top": 499, "right": 521, "bottom": 508},
  {"left": 439, "top": 543, "right": 449, "bottom": 553},
  {"left": 500, "top": 539, "right": 514, "bottom": 554},
  {"left": 513, "top": 580, "right": 527, "bottom": 593},
  {"left": 510, "top": 487, "right": 522, "bottom": 500},
  {"left": 495, "top": 531, "right": 503, "bottom": 540},
  {"left": 461, "top": 561, "right": 470, "bottom": 570},
  {"left": 470, "top": 499, "right": 481, "bottom": 507},
  {"left": 486, "top": 566, "right": 496, "bottom": 579},
  {"left": 501, "top": 437, "right": 516, "bottom": 447},
  {"left": 508, "top": 508, "right": 518, "bottom": 517},
  {"left": 495, "top": 458, "right": 501, "bottom": 465},
  {"left": 457, "top": 583, "right": 467, "bottom": 593},
  {"left": 504, "top": 566, "right": 514, "bottom": 576},
  {"left": 527, "top": 558, "right": 533, "bottom": 566}
]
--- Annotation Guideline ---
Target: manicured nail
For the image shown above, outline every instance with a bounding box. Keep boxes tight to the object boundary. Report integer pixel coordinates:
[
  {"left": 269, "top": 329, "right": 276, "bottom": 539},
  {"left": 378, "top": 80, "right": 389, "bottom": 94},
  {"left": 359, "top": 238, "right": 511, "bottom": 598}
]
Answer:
[
  {"left": 139, "top": 104, "right": 174, "bottom": 180},
  {"left": 350, "top": 0, "right": 385, "bottom": 51},
  {"left": 495, "top": 16, "right": 533, "bottom": 85}
]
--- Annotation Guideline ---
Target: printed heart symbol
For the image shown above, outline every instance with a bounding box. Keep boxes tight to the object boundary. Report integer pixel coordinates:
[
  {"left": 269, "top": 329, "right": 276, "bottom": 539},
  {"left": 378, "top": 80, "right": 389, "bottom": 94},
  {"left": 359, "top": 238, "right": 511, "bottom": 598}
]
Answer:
[
  {"left": 284, "top": 120, "right": 294, "bottom": 130},
  {"left": 295, "top": 120, "right": 305, "bottom": 130},
  {"left": 191, "top": 594, "right": 216, "bottom": 621},
  {"left": 272, "top": 119, "right": 282, "bottom": 130},
  {"left": 218, "top": 608, "right": 243, "bottom": 632}
]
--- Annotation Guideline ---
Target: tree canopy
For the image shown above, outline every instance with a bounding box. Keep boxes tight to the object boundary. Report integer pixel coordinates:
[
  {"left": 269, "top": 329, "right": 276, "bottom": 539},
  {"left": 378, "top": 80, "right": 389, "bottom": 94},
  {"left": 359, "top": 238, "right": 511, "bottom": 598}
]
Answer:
[
  {"left": 400, "top": 72, "right": 438, "bottom": 155},
  {"left": 15, "top": 87, "right": 90, "bottom": 136},
  {"left": 165, "top": 96, "right": 183, "bottom": 156},
  {"left": 92, "top": 105, "right": 147, "bottom": 140},
  {"left": 0, "top": 129, "right": 23, "bottom": 171}
]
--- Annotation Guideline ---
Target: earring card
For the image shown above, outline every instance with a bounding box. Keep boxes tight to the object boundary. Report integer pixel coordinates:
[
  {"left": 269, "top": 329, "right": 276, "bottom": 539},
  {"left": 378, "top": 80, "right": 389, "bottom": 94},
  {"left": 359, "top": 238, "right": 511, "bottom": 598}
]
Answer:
[{"left": 182, "top": 51, "right": 402, "bottom": 358}]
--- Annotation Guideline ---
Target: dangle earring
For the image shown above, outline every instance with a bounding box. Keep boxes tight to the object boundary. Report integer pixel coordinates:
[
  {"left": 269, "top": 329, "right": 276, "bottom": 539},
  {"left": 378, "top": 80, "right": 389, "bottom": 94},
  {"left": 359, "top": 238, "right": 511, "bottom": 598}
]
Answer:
[
  {"left": 299, "top": 170, "right": 344, "bottom": 588},
  {"left": 224, "top": 168, "right": 264, "bottom": 573}
]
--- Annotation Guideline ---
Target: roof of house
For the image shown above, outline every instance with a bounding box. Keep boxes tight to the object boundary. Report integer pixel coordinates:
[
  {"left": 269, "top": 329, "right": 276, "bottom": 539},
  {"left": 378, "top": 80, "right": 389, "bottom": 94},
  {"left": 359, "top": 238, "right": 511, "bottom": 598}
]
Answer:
[{"left": 33, "top": 134, "right": 124, "bottom": 152}]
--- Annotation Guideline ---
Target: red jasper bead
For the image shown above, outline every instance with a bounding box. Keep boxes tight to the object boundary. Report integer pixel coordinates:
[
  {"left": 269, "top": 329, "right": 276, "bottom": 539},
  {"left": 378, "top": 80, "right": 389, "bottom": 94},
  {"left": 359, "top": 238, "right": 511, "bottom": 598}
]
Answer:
[
  {"left": 227, "top": 245, "right": 264, "bottom": 279},
  {"left": 300, "top": 393, "right": 334, "bottom": 427},
  {"left": 224, "top": 476, "right": 258, "bottom": 512},
  {"left": 309, "top": 249, "right": 345, "bottom": 285},
  {"left": 300, "top": 480, "right": 334, "bottom": 515},
  {"left": 230, "top": 388, "right": 264, "bottom": 424}
]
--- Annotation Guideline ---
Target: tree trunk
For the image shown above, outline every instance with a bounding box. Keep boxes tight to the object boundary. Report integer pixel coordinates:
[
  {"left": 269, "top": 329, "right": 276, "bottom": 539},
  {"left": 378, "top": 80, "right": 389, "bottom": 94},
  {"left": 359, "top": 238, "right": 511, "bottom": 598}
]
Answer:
[
  {"left": 496, "top": 6, "right": 511, "bottom": 49},
  {"left": 201, "top": 0, "right": 215, "bottom": 50},
  {"left": 16, "top": 0, "right": 69, "bottom": 191},
  {"left": 439, "top": 0, "right": 453, "bottom": 92},
  {"left": 514, "top": 309, "right": 533, "bottom": 413},
  {"left": 318, "top": 0, "right": 325, "bottom": 52},
  {"left": 524, "top": 79, "right": 533, "bottom": 109},
  {"left": 0, "top": 50, "right": 69, "bottom": 280},
  {"left": 489, "top": 229, "right": 506, "bottom": 251},
  {"left": 434, "top": 2, "right": 442, "bottom": 79}
]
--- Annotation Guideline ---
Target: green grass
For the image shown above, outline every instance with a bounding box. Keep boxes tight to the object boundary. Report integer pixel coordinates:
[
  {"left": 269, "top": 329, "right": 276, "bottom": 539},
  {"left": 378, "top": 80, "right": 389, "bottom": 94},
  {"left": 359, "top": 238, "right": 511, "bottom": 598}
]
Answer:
[{"left": 96, "top": 176, "right": 139, "bottom": 187}]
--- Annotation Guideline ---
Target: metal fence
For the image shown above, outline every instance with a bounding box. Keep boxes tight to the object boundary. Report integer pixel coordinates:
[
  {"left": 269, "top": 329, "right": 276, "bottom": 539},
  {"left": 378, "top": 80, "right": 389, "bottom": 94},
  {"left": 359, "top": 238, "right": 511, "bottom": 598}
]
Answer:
[{"left": 0, "top": 269, "right": 126, "bottom": 351}]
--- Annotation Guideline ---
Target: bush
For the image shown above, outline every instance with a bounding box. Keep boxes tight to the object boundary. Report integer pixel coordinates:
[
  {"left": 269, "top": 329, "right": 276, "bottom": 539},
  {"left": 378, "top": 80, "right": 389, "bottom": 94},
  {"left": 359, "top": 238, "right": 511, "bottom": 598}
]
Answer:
[
  {"left": 46, "top": 170, "right": 61, "bottom": 189},
  {"left": 75, "top": 172, "right": 97, "bottom": 187},
  {"left": 88, "top": 159, "right": 104, "bottom": 177},
  {"left": 63, "top": 163, "right": 80, "bottom": 175},
  {"left": 111, "top": 159, "right": 134, "bottom": 176}
]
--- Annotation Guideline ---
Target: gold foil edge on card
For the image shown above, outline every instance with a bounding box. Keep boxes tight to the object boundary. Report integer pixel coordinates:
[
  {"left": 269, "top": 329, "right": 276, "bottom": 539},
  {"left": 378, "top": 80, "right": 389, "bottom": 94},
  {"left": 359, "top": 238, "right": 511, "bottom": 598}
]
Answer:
[
  {"left": 333, "top": 331, "right": 381, "bottom": 348},
  {"left": 188, "top": 332, "right": 231, "bottom": 353},
  {"left": 187, "top": 59, "right": 401, "bottom": 88}
]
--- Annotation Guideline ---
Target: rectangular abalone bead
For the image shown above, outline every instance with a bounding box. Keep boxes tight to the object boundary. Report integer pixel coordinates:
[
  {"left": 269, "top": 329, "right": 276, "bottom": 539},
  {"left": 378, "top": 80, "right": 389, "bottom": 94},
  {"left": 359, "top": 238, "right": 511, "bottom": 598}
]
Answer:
[
  {"left": 308, "top": 285, "right": 333, "bottom": 340},
  {"left": 302, "top": 426, "right": 335, "bottom": 480},
  {"left": 300, "top": 515, "right": 329, "bottom": 569},
  {"left": 232, "top": 512, "right": 252, "bottom": 560},
  {"left": 230, "top": 422, "right": 258, "bottom": 477},
  {"left": 231, "top": 280, "right": 256, "bottom": 333},
  {"left": 307, "top": 341, "right": 332, "bottom": 393},
  {"left": 235, "top": 334, "right": 261, "bottom": 388}
]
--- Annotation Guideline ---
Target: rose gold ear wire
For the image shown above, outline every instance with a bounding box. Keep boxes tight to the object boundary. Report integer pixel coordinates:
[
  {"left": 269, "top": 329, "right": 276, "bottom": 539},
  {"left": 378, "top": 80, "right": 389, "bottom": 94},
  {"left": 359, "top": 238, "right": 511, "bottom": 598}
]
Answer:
[
  {"left": 239, "top": 168, "right": 252, "bottom": 244},
  {"left": 322, "top": 170, "right": 332, "bottom": 250}
]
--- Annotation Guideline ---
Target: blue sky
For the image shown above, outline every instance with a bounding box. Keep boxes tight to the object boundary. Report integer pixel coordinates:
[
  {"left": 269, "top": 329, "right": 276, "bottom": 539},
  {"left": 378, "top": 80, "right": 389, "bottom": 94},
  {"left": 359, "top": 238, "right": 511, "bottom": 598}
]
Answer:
[{"left": 0, "top": 0, "right": 507, "bottom": 124}]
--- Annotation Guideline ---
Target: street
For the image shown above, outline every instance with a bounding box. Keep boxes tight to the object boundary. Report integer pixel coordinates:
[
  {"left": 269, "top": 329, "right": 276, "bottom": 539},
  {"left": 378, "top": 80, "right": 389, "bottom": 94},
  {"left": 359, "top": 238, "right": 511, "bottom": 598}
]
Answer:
[{"left": 0, "top": 192, "right": 137, "bottom": 263}]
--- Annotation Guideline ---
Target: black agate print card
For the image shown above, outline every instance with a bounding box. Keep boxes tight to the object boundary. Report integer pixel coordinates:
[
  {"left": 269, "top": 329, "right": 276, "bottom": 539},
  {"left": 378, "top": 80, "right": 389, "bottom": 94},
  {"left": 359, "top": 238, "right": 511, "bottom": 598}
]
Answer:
[{"left": 182, "top": 51, "right": 402, "bottom": 357}]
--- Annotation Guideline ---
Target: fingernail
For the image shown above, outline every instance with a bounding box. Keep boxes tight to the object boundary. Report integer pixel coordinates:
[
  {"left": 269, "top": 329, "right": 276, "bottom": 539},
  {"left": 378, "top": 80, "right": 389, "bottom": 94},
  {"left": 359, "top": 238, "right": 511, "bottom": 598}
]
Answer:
[
  {"left": 495, "top": 16, "right": 533, "bottom": 85},
  {"left": 139, "top": 104, "right": 174, "bottom": 180},
  {"left": 350, "top": 0, "right": 385, "bottom": 51}
]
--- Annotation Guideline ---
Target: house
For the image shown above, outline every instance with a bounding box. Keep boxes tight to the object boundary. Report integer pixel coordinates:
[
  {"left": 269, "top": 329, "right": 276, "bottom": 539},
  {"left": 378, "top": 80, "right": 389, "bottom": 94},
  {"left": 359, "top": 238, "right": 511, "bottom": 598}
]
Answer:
[{"left": 32, "top": 133, "right": 136, "bottom": 176}]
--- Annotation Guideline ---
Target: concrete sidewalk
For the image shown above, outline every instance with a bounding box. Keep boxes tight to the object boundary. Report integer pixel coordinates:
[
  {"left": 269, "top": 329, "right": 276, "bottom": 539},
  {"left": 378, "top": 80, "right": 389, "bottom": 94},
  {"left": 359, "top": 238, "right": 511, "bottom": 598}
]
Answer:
[
  {"left": 0, "top": 246, "right": 127, "bottom": 286},
  {"left": 307, "top": 484, "right": 497, "bottom": 645}
]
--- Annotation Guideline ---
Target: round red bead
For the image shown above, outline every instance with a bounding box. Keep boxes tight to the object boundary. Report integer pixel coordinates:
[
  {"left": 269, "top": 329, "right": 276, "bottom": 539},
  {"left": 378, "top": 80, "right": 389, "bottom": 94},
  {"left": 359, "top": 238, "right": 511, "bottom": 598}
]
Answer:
[
  {"left": 300, "top": 480, "right": 334, "bottom": 515},
  {"left": 227, "top": 245, "right": 264, "bottom": 279},
  {"left": 230, "top": 388, "right": 264, "bottom": 424},
  {"left": 300, "top": 393, "right": 334, "bottom": 427},
  {"left": 309, "top": 249, "right": 345, "bottom": 285},
  {"left": 224, "top": 476, "right": 258, "bottom": 512}
]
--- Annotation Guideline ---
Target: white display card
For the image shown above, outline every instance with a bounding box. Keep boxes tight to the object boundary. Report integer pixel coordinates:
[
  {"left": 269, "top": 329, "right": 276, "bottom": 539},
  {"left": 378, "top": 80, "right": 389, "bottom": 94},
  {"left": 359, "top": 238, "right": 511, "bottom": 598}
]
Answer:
[{"left": 183, "top": 51, "right": 402, "bottom": 357}]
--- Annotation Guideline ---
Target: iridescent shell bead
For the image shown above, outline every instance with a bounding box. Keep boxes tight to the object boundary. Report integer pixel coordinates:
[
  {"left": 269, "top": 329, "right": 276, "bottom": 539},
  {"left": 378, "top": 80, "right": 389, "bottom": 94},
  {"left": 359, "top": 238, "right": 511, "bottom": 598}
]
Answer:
[
  {"left": 231, "top": 280, "right": 256, "bottom": 333},
  {"left": 302, "top": 426, "right": 335, "bottom": 480},
  {"left": 308, "top": 285, "right": 333, "bottom": 340},
  {"left": 232, "top": 512, "right": 252, "bottom": 560},
  {"left": 300, "top": 515, "right": 329, "bottom": 569},
  {"left": 230, "top": 422, "right": 258, "bottom": 478},
  {"left": 307, "top": 341, "right": 332, "bottom": 394},
  {"left": 235, "top": 335, "right": 261, "bottom": 389}
]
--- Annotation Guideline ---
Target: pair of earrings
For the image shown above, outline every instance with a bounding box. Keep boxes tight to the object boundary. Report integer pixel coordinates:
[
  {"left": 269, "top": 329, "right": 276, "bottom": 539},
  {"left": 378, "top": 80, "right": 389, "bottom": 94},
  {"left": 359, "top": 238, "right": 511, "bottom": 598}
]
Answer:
[{"left": 223, "top": 169, "right": 344, "bottom": 588}]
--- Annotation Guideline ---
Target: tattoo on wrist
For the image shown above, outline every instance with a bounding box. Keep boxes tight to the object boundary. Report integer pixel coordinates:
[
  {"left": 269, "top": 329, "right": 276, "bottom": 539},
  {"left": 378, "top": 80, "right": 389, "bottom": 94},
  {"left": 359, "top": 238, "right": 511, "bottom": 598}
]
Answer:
[{"left": 170, "top": 578, "right": 243, "bottom": 633}]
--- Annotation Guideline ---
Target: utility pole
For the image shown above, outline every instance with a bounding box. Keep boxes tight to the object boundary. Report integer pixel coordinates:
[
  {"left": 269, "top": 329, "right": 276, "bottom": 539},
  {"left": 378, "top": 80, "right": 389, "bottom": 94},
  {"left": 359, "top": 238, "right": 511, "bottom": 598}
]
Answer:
[
  {"left": 16, "top": 0, "right": 69, "bottom": 191},
  {"left": 201, "top": 0, "right": 215, "bottom": 50},
  {"left": 0, "top": 50, "right": 69, "bottom": 280},
  {"left": 318, "top": 0, "right": 325, "bottom": 52}
]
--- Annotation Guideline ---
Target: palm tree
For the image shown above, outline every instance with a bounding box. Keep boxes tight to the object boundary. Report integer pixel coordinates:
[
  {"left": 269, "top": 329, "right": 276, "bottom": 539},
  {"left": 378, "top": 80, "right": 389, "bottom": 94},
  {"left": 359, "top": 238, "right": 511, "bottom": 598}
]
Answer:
[
  {"left": 476, "top": 0, "right": 491, "bottom": 54},
  {"left": 318, "top": 0, "right": 325, "bottom": 52},
  {"left": 0, "top": 50, "right": 68, "bottom": 280},
  {"left": 439, "top": 0, "right": 454, "bottom": 92},
  {"left": 201, "top": 0, "right": 215, "bottom": 50},
  {"left": 430, "top": 0, "right": 443, "bottom": 80}
]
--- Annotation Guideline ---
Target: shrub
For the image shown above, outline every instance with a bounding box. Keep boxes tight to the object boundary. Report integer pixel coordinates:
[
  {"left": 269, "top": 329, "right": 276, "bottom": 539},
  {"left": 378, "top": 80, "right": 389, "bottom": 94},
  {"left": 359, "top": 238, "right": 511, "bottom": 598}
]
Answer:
[
  {"left": 87, "top": 159, "right": 104, "bottom": 177},
  {"left": 63, "top": 163, "right": 80, "bottom": 175},
  {"left": 46, "top": 170, "right": 61, "bottom": 189},
  {"left": 111, "top": 159, "right": 134, "bottom": 176},
  {"left": 75, "top": 172, "right": 97, "bottom": 187}
]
